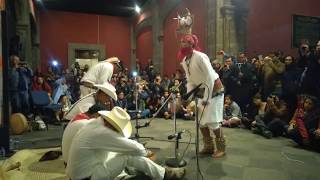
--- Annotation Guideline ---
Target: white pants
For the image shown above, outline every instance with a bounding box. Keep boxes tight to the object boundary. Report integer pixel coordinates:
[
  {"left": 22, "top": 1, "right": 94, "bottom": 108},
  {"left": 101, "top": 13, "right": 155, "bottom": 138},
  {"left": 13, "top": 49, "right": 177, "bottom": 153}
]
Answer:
[{"left": 90, "top": 155, "right": 165, "bottom": 180}]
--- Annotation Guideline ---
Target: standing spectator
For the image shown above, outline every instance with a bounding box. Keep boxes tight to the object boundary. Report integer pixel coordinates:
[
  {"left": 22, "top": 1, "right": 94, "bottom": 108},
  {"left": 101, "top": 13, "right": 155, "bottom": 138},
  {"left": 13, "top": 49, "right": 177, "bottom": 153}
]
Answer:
[
  {"left": 221, "top": 57, "right": 236, "bottom": 94},
  {"left": 9, "top": 55, "right": 33, "bottom": 115},
  {"left": 261, "top": 54, "right": 285, "bottom": 99},
  {"left": 229, "top": 53, "right": 256, "bottom": 110},
  {"left": 282, "top": 55, "right": 302, "bottom": 117},
  {"left": 299, "top": 40, "right": 320, "bottom": 98}
]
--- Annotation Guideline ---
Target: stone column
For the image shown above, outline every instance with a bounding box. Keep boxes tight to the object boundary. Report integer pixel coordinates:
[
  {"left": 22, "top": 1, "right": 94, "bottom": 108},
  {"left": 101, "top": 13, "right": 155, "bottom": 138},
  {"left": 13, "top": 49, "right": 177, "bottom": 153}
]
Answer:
[
  {"left": 151, "top": 0, "right": 163, "bottom": 74},
  {"left": 221, "top": 0, "right": 238, "bottom": 56},
  {"left": 206, "top": 0, "right": 217, "bottom": 60},
  {"left": 31, "top": 9, "right": 40, "bottom": 68},
  {"left": 15, "top": 0, "right": 33, "bottom": 66},
  {"left": 130, "top": 20, "right": 137, "bottom": 71}
]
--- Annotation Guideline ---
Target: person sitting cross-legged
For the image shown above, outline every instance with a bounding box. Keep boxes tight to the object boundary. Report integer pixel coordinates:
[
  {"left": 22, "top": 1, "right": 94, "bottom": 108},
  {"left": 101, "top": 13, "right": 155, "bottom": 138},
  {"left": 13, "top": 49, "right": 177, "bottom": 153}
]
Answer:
[
  {"left": 222, "top": 95, "right": 242, "bottom": 127},
  {"left": 66, "top": 106, "right": 186, "bottom": 180},
  {"left": 62, "top": 103, "right": 106, "bottom": 165}
]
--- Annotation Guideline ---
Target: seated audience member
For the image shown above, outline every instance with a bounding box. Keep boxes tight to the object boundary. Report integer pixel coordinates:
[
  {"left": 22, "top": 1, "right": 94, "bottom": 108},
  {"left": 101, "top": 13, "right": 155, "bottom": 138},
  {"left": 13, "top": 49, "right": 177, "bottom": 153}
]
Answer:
[
  {"left": 169, "top": 79, "right": 181, "bottom": 93},
  {"left": 53, "top": 77, "right": 73, "bottom": 104},
  {"left": 181, "top": 101, "right": 195, "bottom": 120},
  {"left": 115, "top": 91, "right": 128, "bottom": 111},
  {"left": 241, "top": 93, "right": 266, "bottom": 129},
  {"left": 62, "top": 104, "right": 106, "bottom": 164},
  {"left": 161, "top": 89, "right": 172, "bottom": 119},
  {"left": 147, "top": 95, "right": 162, "bottom": 116},
  {"left": 116, "top": 78, "right": 130, "bottom": 95},
  {"left": 287, "top": 95, "right": 320, "bottom": 151},
  {"left": 222, "top": 95, "right": 242, "bottom": 127},
  {"left": 127, "top": 86, "right": 150, "bottom": 119},
  {"left": 252, "top": 94, "right": 289, "bottom": 138},
  {"left": 57, "top": 95, "right": 72, "bottom": 121},
  {"left": 66, "top": 107, "right": 186, "bottom": 180},
  {"left": 32, "top": 75, "right": 52, "bottom": 97}
]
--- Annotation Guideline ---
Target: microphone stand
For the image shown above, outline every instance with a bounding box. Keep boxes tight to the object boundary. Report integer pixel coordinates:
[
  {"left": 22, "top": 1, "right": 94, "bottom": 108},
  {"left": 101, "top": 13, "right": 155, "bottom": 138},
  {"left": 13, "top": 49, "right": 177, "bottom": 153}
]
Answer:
[
  {"left": 131, "top": 76, "right": 154, "bottom": 142},
  {"left": 145, "top": 82, "right": 183, "bottom": 126},
  {"left": 165, "top": 91, "right": 187, "bottom": 167},
  {"left": 195, "top": 96, "right": 201, "bottom": 180},
  {"left": 190, "top": 86, "right": 205, "bottom": 180}
]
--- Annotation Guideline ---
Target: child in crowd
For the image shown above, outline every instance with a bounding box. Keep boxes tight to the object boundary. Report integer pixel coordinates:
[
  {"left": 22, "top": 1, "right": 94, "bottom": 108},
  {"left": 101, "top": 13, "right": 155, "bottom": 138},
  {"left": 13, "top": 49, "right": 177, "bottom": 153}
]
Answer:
[{"left": 223, "top": 95, "right": 242, "bottom": 127}]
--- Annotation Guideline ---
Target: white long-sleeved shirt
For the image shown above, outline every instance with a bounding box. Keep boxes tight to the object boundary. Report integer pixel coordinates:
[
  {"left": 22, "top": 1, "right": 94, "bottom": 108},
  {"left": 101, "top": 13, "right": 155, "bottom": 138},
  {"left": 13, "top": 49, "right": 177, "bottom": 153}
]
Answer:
[
  {"left": 181, "top": 50, "right": 223, "bottom": 125},
  {"left": 81, "top": 61, "right": 113, "bottom": 84},
  {"left": 66, "top": 117, "right": 146, "bottom": 179}
]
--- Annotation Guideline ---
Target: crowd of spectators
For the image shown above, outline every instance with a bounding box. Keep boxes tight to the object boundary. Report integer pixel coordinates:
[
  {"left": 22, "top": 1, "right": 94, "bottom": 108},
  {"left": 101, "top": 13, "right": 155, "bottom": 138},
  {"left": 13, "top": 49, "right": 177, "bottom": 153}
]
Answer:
[{"left": 8, "top": 39, "right": 320, "bottom": 151}]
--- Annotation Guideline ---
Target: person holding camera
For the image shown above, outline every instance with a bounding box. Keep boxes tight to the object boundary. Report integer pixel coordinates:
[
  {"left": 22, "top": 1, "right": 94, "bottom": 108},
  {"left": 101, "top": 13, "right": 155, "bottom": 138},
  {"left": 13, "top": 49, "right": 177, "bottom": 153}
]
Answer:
[
  {"left": 9, "top": 55, "right": 33, "bottom": 115},
  {"left": 252, "top": 94, "right": 289, "bottom": 138},
  {"left": 261, "top": 53, "right": 285, "bottom": 99}
]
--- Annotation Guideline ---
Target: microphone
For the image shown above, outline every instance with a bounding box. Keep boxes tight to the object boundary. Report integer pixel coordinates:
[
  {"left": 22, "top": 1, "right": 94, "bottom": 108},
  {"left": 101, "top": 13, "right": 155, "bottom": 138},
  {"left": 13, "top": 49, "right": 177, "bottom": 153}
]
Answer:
[
  {"left": 182, "top": 83, "right": 202, "bottom": 100},
  {"left": 168, "top": 130, "right": 186, "bottom": 140}
]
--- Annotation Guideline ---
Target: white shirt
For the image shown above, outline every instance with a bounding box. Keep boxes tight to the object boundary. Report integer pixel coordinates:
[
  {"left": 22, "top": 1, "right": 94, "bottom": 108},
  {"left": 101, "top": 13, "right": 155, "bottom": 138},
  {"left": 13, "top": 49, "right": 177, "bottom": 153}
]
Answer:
[
  {"left": 81, "top": 61, "right": 113, "bottom": 84},
  {"left": 66, "top": 118, "right": 147, "bottom": 179},
  {"left": 181, "top": 50, "right": 223, "bottom": 125},
  {"left": 61, "top": 119, "right": 91, "bottom": 163}
]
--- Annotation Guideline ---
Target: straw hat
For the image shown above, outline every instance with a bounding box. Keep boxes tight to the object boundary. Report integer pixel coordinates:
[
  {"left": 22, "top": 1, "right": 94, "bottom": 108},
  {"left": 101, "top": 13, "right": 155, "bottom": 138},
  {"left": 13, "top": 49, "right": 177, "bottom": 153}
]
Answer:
[
  {"left": 99, "top": 107, "right": 132, "bottom": 138},
  {"left": 94, "top": 82, "right": 117, "bottom": 101}
]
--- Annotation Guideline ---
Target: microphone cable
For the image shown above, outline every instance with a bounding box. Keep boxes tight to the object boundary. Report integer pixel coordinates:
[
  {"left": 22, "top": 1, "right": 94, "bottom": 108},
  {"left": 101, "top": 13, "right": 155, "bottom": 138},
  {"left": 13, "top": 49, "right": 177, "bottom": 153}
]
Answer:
[
  {"left": 194, "top": 83, "right": 210, "bottom": 180},
  {"left": 177, "top": 129, "right": 192, "bottom": 163}
]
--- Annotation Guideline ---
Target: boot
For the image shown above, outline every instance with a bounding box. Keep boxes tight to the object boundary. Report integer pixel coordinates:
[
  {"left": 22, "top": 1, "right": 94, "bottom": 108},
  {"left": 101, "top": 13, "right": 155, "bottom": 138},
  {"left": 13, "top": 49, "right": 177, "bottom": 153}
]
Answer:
[
  {"left": 164, "top": 167, "right": 186, "bottom": 180},
  {"left": 199, "top": 127, "right": 214, "bottom": 154},
  {"left": 212, "top": 137, "right": 226, "bottom": 158}
]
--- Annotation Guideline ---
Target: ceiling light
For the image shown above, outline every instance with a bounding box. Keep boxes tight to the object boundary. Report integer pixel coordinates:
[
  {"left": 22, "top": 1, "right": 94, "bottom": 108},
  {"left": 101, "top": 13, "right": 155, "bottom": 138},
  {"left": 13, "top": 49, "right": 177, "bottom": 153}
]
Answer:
[{"left": 135, "top": 5, "right": 141, "bottom": 13}]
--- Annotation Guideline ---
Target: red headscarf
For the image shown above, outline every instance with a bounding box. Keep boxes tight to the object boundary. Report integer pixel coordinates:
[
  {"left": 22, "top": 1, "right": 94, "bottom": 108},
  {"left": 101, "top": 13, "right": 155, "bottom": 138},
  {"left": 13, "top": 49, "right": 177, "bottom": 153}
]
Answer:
[{"left": 177, "top": 34, "right": 201, "bottom": 61}]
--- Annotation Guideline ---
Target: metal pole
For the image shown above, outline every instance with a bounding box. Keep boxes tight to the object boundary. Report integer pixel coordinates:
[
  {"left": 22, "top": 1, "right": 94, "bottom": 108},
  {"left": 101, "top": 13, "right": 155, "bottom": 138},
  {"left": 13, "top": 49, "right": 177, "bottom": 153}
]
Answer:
[
  {"left": 0, "top": 0, "right": 10, "bottom": 154},
  {"left": 195, "top": 97, "right": 200, "bottom": 180}
]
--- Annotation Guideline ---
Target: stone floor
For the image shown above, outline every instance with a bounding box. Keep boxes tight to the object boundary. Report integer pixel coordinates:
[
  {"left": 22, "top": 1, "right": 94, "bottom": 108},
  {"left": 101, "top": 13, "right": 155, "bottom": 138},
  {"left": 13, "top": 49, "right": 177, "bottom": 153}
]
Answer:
[{"left": 3, "top": 118, "right": 320, "bottom": 180}]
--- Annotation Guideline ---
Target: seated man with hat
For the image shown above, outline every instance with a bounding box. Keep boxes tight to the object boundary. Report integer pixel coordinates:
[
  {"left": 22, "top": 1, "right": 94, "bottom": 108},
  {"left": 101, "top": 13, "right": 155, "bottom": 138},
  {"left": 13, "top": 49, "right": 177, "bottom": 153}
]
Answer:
[
  {"left": 62, "top": 103, "right": 106, "bottom": 165},
  {"left": 66, "top": 106, "right": 186, "bottom": 180},
  {"left": 64, "top": 82, "right": 117, "bottom": 121},
  {"left": 80, "top": 57, "right": 122, "bottom": 97}
]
